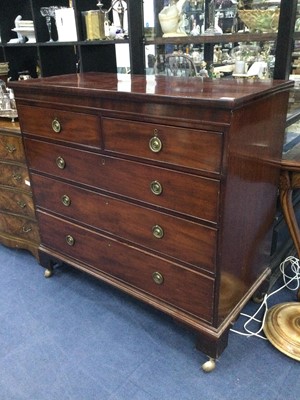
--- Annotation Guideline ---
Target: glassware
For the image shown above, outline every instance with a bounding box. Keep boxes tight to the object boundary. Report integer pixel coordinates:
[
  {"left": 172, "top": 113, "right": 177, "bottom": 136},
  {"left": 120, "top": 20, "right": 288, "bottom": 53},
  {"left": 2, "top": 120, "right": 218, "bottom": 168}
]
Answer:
[
  {"left": 0, "top": 80, "right": 18, "bottom": 122},
  {"left": 203, "top": 0, "right": 220, "bottom": 35},
  {"left": 1, "top": 93, "right": 10, "bottom": 110},
  {"left": 40, "top": 6, "right": 59, "bottom": 42}
]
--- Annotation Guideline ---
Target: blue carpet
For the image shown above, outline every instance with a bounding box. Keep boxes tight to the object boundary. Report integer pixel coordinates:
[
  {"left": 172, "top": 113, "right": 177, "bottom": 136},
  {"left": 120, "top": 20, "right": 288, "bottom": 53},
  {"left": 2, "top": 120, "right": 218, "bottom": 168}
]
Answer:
[{"left": 0, "top": 244, "right": 299, "bottom": 400}]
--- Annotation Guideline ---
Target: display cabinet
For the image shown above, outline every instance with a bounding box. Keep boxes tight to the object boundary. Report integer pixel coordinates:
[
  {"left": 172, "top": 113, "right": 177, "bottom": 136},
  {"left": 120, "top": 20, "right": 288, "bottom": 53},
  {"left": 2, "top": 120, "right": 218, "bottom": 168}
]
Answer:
[
  {"left": 0, "top": 0, "right": 298, "bottom": 80},
  {"left": 144, "top": 1, "right": 298, "bottom": 80},
  {"left": 0, "top": 0, "right": 145, "bottom": 79}
]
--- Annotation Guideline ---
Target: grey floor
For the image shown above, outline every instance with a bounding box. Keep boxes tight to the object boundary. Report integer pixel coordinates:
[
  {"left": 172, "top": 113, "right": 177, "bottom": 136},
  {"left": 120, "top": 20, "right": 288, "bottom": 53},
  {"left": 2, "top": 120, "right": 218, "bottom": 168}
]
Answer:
[{"left": 0, "top": 244, "right": 299, "bottom": 400}]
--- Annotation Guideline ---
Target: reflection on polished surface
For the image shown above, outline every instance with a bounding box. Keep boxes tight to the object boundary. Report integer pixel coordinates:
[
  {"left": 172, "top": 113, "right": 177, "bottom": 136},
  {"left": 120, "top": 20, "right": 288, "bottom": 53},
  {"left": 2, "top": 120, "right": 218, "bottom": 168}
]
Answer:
[
  {"left": 219, "top": 272, "right": 247, "bottom": 318},
  {"left": 12, "top": 72, "right": 291, "bottom": 105}
]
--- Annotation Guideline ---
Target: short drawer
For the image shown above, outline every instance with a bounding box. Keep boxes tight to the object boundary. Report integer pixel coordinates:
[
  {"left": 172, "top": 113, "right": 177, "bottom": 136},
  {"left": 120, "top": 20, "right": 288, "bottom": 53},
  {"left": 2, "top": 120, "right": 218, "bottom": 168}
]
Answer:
[
  {"left": 25, "top": 138, "right": 220, "bottom": 223},
  {"left": 32, "top": 174, "right": 217, "bottom": 273},
  {"left": 38, "top": 211, "right": 214, "bottom": 323},
  {"left": 0, "top": 187, "right": 35, "bottom": 218},
  {"left": 0, "top": 213, "right": 39, "bottom": 243},
  {"left": 0, "top": 133, "right": 25, "bottom": 162},
  {"left": 103, "top": 117, "right": 223, "bottom": 174},
  {"left": 18, "top": 104, "right": 101, "bottom": 149},
  {"left": 0, "top": 162, "right": 30, "bottom": 191}
]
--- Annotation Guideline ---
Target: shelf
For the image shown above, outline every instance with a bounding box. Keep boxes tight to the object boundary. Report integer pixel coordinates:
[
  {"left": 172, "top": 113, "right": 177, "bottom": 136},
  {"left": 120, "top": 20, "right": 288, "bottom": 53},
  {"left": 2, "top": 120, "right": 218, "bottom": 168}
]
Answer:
[
  {"left": 145, "top": 32, "right": 278, "bottom": 46},
  {"left": 2, "top": 39, "right": 130, "bottom": 48},
  {"left": 4, "top": 43, "right": 38, "bottom": 48},
  {"left": 78, "top": 39, "right": 130, "bottom": 46}
]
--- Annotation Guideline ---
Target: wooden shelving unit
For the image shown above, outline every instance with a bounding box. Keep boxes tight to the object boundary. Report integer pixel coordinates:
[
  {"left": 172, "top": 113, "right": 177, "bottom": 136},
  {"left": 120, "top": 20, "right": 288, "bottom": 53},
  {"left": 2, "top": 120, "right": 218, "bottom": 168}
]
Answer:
[{"left": 0, "top": 0, "right": 298, "bottom": 81}]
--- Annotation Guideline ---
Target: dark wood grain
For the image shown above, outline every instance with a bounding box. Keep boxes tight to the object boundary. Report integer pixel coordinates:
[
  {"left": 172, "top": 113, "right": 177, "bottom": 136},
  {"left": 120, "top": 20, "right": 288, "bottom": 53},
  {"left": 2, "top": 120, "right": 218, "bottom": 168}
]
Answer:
[
  {"left": 24, "top": 138, "right": 220, "bottom": 223},
  {"left": 31, "top": 173, "right": 217, "bottom": 274}
]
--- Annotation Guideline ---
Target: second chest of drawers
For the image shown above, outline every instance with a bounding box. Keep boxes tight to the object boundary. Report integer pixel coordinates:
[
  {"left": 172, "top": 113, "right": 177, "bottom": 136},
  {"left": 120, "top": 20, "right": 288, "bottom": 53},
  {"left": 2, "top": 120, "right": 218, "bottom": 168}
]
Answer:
[{"left": 0, "top": 120, "right": 40, "bottom": 259}]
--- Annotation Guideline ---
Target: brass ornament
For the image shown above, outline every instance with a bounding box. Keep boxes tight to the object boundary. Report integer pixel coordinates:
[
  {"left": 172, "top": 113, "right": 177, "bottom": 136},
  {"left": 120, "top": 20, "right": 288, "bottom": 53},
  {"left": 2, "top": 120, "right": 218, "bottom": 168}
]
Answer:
[
  {"left": 150, "top": 180, "right": 163, "bottom": 196},
  {"left": 149, "top": 136, "right": 162, "bottom": 153},
  {"left": 65, "top": 234, "right": 75, "bottom": 246},
  {"left": 152, "top": 224, "right": 164, "bottom": 239},
  {"left": 152, "top": 271, "right": 164, "bottom": 285},
  {"left": 56, "top": 156, "right": 66, "bottom": 169},
  {"left": 263, "top": 302, "right": 300, "bottom": 361},
  {"left": 5, "top": 144, "right": 16, "bottom": 153},
  {"left": 61, "top": 194, "right": 71, "bottom": 207}
]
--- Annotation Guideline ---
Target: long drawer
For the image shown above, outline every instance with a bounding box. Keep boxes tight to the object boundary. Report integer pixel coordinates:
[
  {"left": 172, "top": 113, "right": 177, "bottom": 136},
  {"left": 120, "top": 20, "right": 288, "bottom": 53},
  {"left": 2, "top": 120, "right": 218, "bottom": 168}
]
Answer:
[
  {"left": 0, "top": 187, "right": 35, "bottom": 217},
  {"left": 0, "top": 133, "right": 25, "bottom": 162},
  {"left": 0, "top": 213, "right": 39, "bottom": 242},
  {"left": 102, "top": 117, "right": 223, "bottom": 174},
  {"left": 17, "top": 104, "right": 101, "bottom": 149},
  {"left": 25, "top": 138, "right": 220, "bottom": 223},
  {"left": 37, "top": 210, "right": 215, "bottom": 323},
  {"left": 31, "top": 173, "right": 217, "bottom": 273},
  {"left": 0, "top": 162, "right": 30, "bottom": 190}
]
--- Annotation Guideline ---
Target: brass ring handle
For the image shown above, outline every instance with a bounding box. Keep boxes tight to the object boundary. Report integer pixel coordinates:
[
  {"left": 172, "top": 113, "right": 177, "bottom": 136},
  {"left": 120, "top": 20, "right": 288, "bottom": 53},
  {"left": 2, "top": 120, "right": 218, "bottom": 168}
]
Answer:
[
  {"left": 52, "top": 119, "right": 62, "bottom": 133},
  {"left": 149, "top": 136, "right": 162, "bottom": 153},
  {"left": 66, "top": 234, "right": 75, "bottom": 246},
  {"left": 22, "top": 225, "right": 32, "bottom": 233},
  {"left": 56, "top": 156, "right": 66, "bottom": 169},
  {"left": 150, "top": 180, "right": 163, "bottom": 196},
  {"left": 152, "top": 271, "right": 164, "bottom": 285},
  {"left": 152, "top": 224, "right": 164, "bottom": 239},
  {"left": 17, "top": 200, "right": 27, "bottom": 208},
  {"left": 61, "top": 194, "right": 71, "bottom": 207}
]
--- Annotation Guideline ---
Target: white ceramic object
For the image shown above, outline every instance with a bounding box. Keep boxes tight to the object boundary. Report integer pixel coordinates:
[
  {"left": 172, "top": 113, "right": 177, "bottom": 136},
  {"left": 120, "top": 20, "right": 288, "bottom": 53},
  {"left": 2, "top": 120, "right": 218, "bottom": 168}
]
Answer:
[
  {"left": 12, "top": 28, "right": 36, "bottom": 43},
  {"left": 158, "top": 5, "right": 179, "bottom": 37}
]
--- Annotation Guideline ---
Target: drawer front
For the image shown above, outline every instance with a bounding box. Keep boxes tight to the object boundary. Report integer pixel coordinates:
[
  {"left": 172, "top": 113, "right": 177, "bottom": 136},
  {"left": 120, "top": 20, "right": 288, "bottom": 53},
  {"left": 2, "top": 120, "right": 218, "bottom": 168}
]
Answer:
[
  {"left": 0, "top": 162, "right": 30, "bottom": 191},
  {"left": 103, "top": 117, "right": 223, "bottom": 174},
  {"left": 32, "top": 174, "right": 217, "bottom": 272},
  {"left": 0, "top": 187, "right": 35, "bottom": 217},
  {"left": 18, "top": 104, "right": 101, "bottom": 149},
  {"left": 0, "top": 213, "right": 39, "bottom": 242},
  {"left": 38, "top": 211, "right": 214, "bottom": 323},
  {"left": 0, "top": 133, "right": 25, "bottom": 162},
  {"left": 25, "top": 139, "right": 220, "bottom": 223}
]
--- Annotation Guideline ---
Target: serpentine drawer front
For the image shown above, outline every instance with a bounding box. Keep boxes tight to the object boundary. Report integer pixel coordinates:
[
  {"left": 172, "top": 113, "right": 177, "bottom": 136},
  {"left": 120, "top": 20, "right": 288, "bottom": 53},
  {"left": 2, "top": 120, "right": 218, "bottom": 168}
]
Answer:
[
  {"left": 0, "top": 162, "right": 29, "bottom": 189},
  {"left": 0, "top": 121, "right": 40, "bottom": 259},
  {"left": 0, "top": 188, "right": 35, "bottom": 217},
  {"left": 11, "top": 73, "right": 293, "bottom": 371},
  {"left": 0, "top": 214, "right": 39, "bottom": 242},
  {"left": 0, "top": 133, "right": 26, "bottom": 162}
]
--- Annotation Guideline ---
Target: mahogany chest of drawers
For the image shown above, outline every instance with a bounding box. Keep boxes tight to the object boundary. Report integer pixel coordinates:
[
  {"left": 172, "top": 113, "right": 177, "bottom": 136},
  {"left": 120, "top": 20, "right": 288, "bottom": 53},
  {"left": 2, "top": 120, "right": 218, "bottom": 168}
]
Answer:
[
  {"left": 0, "top": 119, "right": 40, "bottom": 259},
  {"left": 11, "top": 73, "right": 292, "bottom": 370}
]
